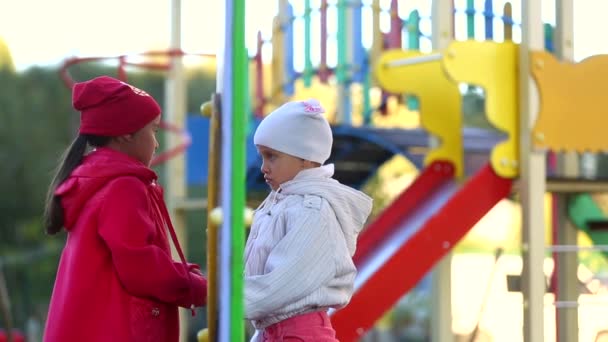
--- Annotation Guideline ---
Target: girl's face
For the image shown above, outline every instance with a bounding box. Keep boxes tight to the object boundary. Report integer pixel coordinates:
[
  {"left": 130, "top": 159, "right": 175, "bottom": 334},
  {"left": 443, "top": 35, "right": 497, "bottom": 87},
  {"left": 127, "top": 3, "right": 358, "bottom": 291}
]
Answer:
[
  {"left": 124, "top": 116, "right": 161, "bottom": 166},
  {"left": 257, "top": 145, "right": 312, "bottom": 191}
]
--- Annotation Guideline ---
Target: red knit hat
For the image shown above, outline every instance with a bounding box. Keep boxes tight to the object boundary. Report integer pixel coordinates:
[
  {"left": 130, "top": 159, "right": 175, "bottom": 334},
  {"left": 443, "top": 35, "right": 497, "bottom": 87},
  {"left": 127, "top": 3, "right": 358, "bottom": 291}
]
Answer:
[{"left": 73, "top": 76, "right": 161, "bottom": 136}]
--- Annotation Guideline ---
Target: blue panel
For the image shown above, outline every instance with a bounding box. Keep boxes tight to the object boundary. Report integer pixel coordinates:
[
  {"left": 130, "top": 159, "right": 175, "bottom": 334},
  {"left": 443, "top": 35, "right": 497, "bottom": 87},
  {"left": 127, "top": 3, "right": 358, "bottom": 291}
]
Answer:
[{"left": 186, "top": 116, "right": 210, "bottom": 185}]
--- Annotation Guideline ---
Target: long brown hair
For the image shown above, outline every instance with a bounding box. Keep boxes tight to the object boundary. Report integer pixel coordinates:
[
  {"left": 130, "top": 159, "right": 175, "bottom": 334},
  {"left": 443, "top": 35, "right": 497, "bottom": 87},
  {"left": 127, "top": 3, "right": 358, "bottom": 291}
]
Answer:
[{"left": 43, "top": 134, "right": 111, "bottom": 235}]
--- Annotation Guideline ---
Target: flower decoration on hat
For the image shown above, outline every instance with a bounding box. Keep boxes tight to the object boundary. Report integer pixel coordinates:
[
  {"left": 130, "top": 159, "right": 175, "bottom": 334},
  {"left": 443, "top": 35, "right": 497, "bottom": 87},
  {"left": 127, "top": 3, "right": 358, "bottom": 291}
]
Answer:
[{"left": 302, "top": 99, "right": 325, "bottom": 115}]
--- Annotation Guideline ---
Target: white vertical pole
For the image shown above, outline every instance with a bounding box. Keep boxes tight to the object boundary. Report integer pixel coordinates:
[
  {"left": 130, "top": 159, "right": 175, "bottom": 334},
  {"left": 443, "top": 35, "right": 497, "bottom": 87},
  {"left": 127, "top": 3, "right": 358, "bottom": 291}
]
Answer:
[
  {"left": 165, "top": 0, "right": 188, "bottom": 341},
  {"left": 520, "top": 1, "right": 545, "bottom": 342},
  {"left": 431, "top": 1, "right": 454, "bottom": 342},
  {"left": 432, "top": 0, "right": 453, "bottom": 50},
  {"left": 554, "top": 1, "right": 578, "bottom": 341},
  {"left": 218, "top": 0, "right": 234, "bottom": 339}
]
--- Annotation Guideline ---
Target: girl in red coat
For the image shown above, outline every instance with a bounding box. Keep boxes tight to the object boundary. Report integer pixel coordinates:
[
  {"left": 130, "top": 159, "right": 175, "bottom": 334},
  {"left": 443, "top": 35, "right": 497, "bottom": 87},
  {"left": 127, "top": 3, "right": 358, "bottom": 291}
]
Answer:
[{"left": 42, "top": 76, "right": 207, "bottom": 342}]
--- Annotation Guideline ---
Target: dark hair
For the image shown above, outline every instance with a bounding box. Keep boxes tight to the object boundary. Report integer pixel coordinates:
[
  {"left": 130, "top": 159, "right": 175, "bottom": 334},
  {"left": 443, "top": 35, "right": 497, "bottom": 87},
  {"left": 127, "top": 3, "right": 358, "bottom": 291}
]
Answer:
[{"left": 43, "top": 134, "right": 111, "bottom": 235}]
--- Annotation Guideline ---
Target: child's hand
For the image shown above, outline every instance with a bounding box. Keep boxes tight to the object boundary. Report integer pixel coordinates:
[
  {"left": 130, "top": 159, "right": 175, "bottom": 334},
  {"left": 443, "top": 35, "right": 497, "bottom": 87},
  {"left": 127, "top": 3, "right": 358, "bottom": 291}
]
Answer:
[{"left": 187, "top": 263, "right": 204, "bottom": 276}]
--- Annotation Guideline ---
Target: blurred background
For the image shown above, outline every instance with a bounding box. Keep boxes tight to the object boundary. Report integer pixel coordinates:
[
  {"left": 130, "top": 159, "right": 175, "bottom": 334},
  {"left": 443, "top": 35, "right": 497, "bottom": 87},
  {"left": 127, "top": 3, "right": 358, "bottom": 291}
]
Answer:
[{"left": 2, "top": 0, "right": 608, "bottom": 341}]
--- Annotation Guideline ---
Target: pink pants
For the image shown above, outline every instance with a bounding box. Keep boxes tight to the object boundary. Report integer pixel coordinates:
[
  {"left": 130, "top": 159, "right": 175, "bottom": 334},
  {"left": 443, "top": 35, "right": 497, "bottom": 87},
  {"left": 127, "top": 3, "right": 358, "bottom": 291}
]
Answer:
[{"left": 261, "top": 311, "right": 338, "bottom": 341}]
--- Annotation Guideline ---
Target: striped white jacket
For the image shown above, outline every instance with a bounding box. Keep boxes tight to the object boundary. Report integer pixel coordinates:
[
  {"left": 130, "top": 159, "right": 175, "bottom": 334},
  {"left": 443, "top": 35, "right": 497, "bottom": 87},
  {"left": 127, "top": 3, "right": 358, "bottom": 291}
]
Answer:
[{"left": 244, "top": 164, "right": 373, "bottom": 332}]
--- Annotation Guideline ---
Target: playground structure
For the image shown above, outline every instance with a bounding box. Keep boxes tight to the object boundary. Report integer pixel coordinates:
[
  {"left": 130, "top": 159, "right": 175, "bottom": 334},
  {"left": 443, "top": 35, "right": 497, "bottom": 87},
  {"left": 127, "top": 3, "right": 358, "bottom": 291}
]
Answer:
[
  {"left": 230, "top": 0, "right": 608, "bottom": 341},
  {"left": 54, "top": 0, "right": 608, "bottom": 341}
]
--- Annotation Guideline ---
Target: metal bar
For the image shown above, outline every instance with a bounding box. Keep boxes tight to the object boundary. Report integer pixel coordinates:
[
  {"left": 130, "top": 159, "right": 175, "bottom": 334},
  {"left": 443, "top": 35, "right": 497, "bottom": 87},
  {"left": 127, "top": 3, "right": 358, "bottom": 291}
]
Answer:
[
  {"left": 389, "top": 0, "right": 401, "bottom": 48},
  {"left": 229, "top": 0, "right": 247, "bottom": 337},
  {"left": 384, "top": 53, "right": 442, "bottom": 68},
  {"left": 547, "top": 245, "right": 608, "bottom": 253},
  {"left": 343, "top": 0, "right": 353, "bottom": 123},
  {"left": 554, "top": 196, "right": 579, "bottom": 342},
  {"left": 549, "top": 301, "right": 608, "bottom": 308},
  {"left": 218, "top": 0, "right": 234, "bottom": 337},
  {"left": 303, "top": 0, "right": 313, "bottom": 87},
  {"left": 484, "top": 0, "right": 493, "bottom": 39},
  {"left": 205, "top": 94, "right": 221, "bottom": 342},
  {"left": 173, "top": 198, "right": 208, "bottom": 211},
  {"left": 352, "top": 0, "right": 364, "bottom": 83},
  {"left": 254, "top": 31, "right": 264, "bottom": 118},
  {"left": 337, "top": 0, "right": 348, "bottom": 83},
  {"left": 431, "top": 1, "right": 454, "bottom": 341},
  {"left": 466, "top": 0, "right": 475, "bottom": 39},
  {"left": 520, "top": 1, "right": 545, "bottom": 341},
  {"left": 407, "top": 10, "right": 421, "bottom": 50},
  {"left": 554, "top": 1, "right": 577, "bottom": 340},
  {"left": 319, "top": 0, "right": 329, "bottom": 83},
  {"left": 370, "top": 0, "right": 382, "bottom": 69},
  {"left": 543, "top": 179, "right": 608, "bottom": 193},
  {"left": 514, "top": 179, "right": 608, "bottom": 193},
  {"left": 165, "top": 1, "right": 189, "bottom": 340},
  {"left": 283, "top": 2, "right": 295, "bottom": 96},
  {"left": 433, "top": 0, "right": 453, "bottom": 49},
  {"left": 503, "top": 3, "right": 513, "bottom": 41}
]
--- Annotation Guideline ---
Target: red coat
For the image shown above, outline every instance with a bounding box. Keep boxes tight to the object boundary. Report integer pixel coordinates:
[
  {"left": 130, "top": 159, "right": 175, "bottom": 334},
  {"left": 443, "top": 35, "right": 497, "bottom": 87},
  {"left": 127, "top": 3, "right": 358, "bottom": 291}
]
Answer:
[{"left": 44, "top": 148, "right": 206, "bottom": 342}]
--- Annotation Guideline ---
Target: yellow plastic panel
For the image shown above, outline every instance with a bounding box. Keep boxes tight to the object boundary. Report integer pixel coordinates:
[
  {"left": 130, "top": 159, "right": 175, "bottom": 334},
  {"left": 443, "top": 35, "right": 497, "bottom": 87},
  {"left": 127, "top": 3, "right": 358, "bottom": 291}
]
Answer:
[
  {"left": 443, "top": 40, "right": 519, "bottom": 178},
  {"left": 375, "top": 50, "right": 463, "bottom": 177},
  {"left": 532, "top": 51, "right": 608, "bottom": 152}
]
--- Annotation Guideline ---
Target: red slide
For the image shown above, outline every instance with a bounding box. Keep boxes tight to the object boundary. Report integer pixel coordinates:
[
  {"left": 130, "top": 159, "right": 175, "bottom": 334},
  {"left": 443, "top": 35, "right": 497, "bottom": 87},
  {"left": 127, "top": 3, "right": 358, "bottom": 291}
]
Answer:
[{"left": 331, "top": 160, "right": 512, "bottom": 341}]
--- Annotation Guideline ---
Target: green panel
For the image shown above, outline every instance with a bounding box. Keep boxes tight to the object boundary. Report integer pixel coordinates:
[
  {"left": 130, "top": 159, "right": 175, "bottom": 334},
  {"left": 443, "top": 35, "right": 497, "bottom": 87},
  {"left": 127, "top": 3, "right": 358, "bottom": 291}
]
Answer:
[
  {"left": 569, "top": 194, "right": 608, "bottom": 258},
  {"left": 230, "top": 0, "right": 247, "bottom": 338},
  {"left": 304, "top": 0, "right": 313, "bottom": 87}
]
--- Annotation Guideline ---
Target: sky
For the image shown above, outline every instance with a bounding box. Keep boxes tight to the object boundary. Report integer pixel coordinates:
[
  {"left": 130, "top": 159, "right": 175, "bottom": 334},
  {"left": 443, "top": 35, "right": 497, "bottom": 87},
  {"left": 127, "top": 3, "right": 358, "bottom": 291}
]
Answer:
[{"left": 1, "top": 0, "right": 608, "bottom": 72}]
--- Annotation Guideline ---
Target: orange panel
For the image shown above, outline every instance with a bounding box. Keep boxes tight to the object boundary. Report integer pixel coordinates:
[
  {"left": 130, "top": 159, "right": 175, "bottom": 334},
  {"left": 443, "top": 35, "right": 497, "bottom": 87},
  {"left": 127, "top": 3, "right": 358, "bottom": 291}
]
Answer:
[{"left": 532, "top": 52, "right": 608, "bottom": 152}]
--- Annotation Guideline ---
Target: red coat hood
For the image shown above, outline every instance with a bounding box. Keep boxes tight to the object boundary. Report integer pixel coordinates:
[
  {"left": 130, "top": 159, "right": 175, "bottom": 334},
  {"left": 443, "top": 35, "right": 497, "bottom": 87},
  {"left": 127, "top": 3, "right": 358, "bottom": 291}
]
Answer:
[{"left": 55, "top": 147, "right": 158, "bottom": 230}]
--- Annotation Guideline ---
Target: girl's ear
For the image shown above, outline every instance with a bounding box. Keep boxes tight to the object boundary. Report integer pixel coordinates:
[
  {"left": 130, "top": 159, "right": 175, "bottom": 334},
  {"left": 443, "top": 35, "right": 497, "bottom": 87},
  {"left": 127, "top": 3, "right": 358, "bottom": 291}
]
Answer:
[{"left": 114, "top": 134, "right": 134, "bottom": 144}]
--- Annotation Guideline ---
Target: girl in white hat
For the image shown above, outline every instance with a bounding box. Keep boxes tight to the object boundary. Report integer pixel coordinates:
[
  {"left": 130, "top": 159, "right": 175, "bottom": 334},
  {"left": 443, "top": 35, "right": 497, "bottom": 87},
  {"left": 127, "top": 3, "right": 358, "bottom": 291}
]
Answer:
[{"left": 245, "top": 99, "right": 373, "bottom": 341}]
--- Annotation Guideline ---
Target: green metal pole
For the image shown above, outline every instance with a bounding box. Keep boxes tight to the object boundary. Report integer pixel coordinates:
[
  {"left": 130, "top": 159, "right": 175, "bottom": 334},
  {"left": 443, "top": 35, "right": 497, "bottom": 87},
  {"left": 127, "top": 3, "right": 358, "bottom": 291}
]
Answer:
[
  {"left": 407, "top": 10, "right": 421, "bottom": 50},
  {"left": 304, "top": 0, "right": 313, "bottom": 87},
  {"left": 467, "top": 0, "right": 475, "bottom": 39},
  {"left": 407, "top": 10, "right": 421, "bottom": 111},
  {"left": 337, "top": 0, "right": 347, "bottom": 84},
  {"left": 230, "top": 0, "right": 246, "bottom": 339}
]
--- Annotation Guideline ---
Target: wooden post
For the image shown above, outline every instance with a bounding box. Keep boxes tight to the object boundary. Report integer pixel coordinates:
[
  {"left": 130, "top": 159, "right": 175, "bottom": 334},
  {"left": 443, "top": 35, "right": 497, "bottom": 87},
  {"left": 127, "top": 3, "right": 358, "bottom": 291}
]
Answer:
[{"left": 519, "top": 1, "right": 546, "bottom": 341}]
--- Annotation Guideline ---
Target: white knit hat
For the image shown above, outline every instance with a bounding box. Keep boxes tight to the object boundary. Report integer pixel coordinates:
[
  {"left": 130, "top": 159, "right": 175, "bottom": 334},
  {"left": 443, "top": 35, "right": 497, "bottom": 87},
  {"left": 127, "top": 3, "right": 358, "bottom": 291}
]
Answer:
[{"left": 253, "top": 99, "right": 333, "bottom": 164}]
